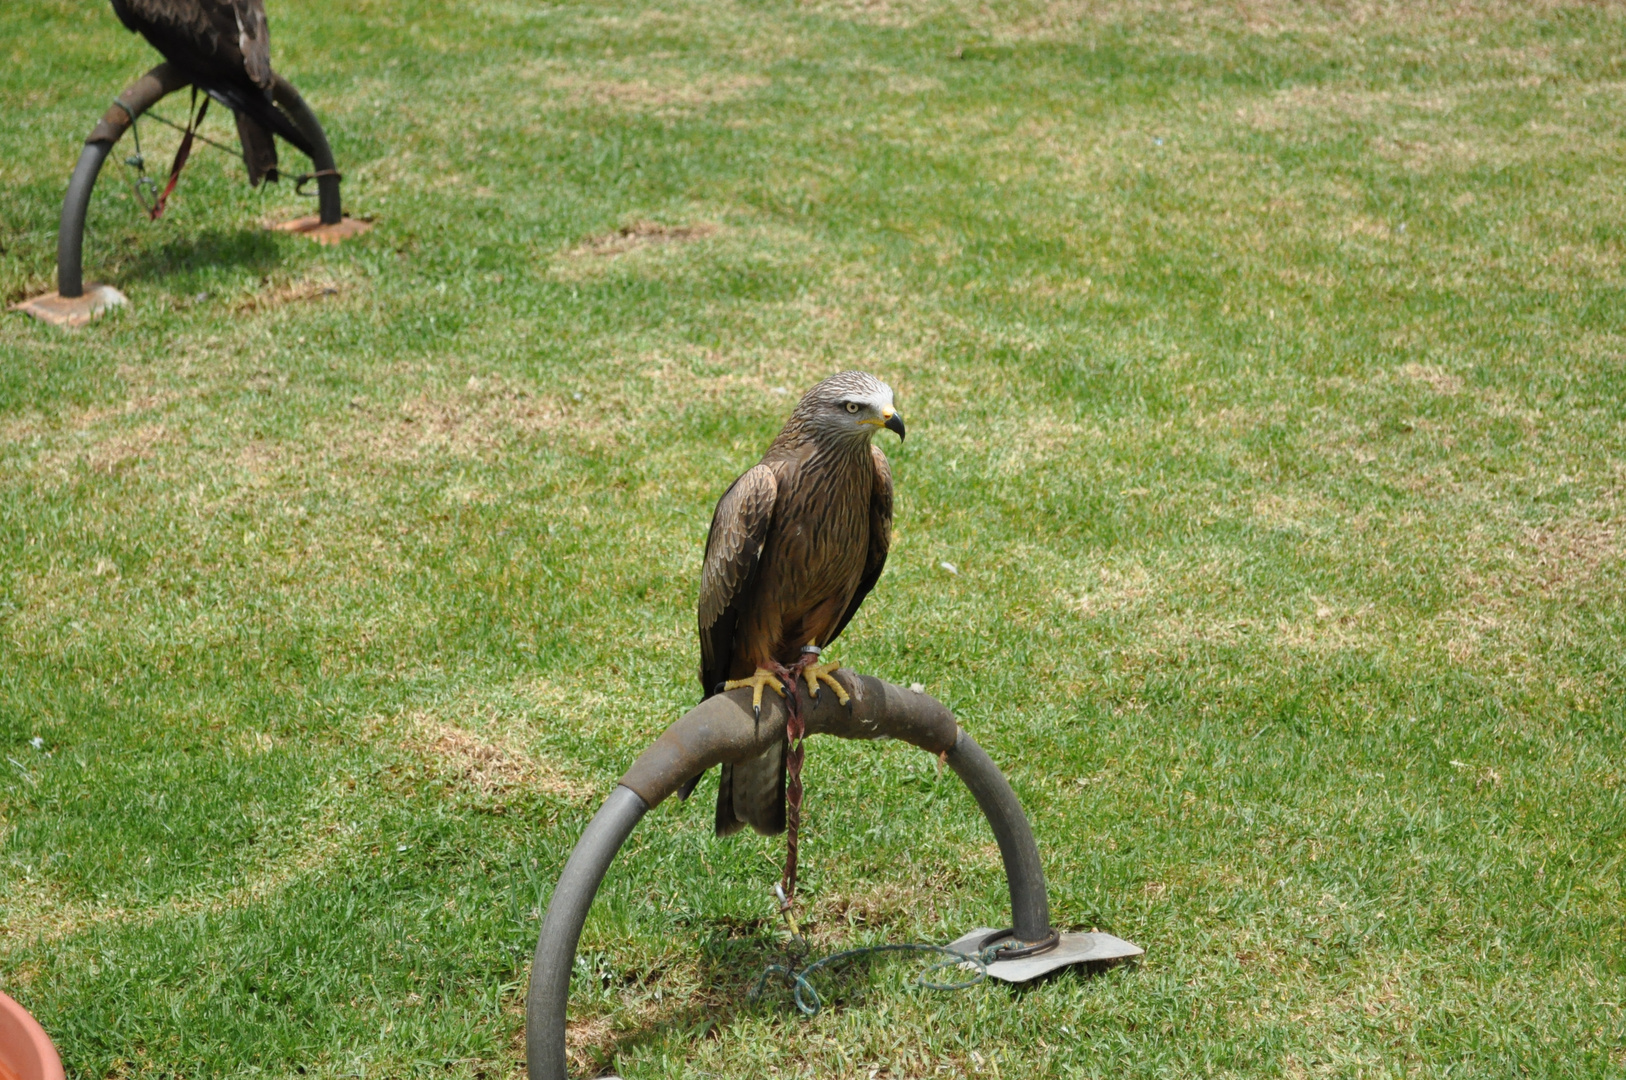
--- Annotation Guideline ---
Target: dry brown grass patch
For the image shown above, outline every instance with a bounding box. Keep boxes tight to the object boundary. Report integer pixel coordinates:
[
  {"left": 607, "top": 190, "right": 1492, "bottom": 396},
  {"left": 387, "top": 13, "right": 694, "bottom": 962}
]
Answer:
[
  {"left": 83, "top": 423, "right": 172, "bottom": 474},
  {"left": 1239, "top": 85, "right": 1458, "bottom": 133},
  {"left": 0, "top": 362, "right": 172, "bottom": 444},
  {"left": 566, "top": 220, "right": 721, "bottom": 258},
  {"left": 1399, "top": 362, "right": 1465, "bottom": 395},
  {"left": 814, "top": 878, "right": 937, "bottom": 933},
  {"left": 564, "top": 1014, "right": 617, "bottom": 1075},
  {"left": 325, "top": 377, "right": 591, "bottom": 465},
  {"left": 407, "top": 715, "right": 595, "bottom": 803},
  {"left": 16, "top": 420, "right": 177, "bottom": 487},
  {"left": 559, "top": 953, "right": 729, "bottom": 1077},
  {"left": 799, "top": 0, "right": 1584, "bottom": 42},
  {"left": 0, "top": 875, "right": 100, "bottom": 945},
  {"left": 519, "top": 677, "right": 617, "bottom": 728},
  {"left": 542, "top": 72, "right": 770, "bottom": 112},
  {"left": 1518, "top": 514, "right": 1623, "bottom": 593},
  {"left": 234, "top": 276, "right": 350, "bottom": 313},
  {"left": 1252, "top": 491, "right": 1337, "bottom": 532},
  {"left": 1063, "top": 561, "right": 1154, "bottom": 617}
]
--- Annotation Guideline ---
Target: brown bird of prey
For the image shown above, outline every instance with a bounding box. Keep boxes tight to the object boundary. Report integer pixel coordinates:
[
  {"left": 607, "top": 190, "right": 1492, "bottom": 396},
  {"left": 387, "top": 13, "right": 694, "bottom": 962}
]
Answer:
[
  {"left": 109, "top": 0, "right": 315, "bottom": 184},
  {"left": 696, "top": 371, "right": 906, "bottom": 837}
]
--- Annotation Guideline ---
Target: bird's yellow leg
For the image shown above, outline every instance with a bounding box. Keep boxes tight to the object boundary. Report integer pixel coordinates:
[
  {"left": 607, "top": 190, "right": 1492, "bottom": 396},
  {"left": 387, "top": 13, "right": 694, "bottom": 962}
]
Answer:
[
  {"left": 724, "top": 668, "right": 786, "bottom": 717},
  {"left": 800, "top": 648, "right": 851, "bottom": 705}
]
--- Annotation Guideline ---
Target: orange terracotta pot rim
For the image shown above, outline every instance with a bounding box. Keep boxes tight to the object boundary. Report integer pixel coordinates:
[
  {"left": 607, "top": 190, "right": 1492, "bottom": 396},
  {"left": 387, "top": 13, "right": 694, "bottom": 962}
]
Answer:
[{"left": 0, "top": 990, "right": 65, "bottom": 1080}]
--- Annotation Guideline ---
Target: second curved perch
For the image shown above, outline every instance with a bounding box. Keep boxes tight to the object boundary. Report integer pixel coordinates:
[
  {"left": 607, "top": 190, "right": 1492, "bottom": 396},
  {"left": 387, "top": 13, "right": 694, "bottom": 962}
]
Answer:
[
  {"left": 264, "top": 74, "right": 372, "bottom": 245},
  {"left": 526, "top": 672, "right": 1055, "bottom": 1080},
  {"left": 14, "top": 62, "right": 365, "bottom": 327}
]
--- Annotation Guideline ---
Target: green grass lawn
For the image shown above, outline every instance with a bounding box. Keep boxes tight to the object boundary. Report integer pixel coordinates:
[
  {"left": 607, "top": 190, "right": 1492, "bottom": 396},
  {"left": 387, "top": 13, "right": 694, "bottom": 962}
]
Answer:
[{"left": 4, "top": 0, "right": 1626, "bottom": 1075}]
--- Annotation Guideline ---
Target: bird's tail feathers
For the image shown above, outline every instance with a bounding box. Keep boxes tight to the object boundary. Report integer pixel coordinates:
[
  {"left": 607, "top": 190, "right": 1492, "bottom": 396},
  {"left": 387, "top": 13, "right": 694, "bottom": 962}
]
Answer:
[
  {"left": 207, "top": 86, "right": 318, "bottom": 164},
  {"left": 234, "top": 113, "right": 278, "bottom": 186},
  {"left": 714, "top": 744, "right": 785, "bottom": 837},
  {"left": 244, "top": 96, "right": 317, "bottom": 162}
]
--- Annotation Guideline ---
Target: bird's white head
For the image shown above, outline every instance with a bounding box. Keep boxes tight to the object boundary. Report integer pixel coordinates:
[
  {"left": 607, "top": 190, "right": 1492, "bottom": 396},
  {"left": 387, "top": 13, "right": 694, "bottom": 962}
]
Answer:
[{"left": 793, "top": 370, "right": 906, "bottom": 444}]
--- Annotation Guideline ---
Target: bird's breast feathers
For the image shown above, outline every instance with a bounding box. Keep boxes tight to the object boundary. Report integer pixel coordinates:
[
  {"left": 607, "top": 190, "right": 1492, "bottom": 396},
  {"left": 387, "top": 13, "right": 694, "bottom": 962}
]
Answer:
[{"left": 756, "top": 462, "right": 871, "bottom": 595}]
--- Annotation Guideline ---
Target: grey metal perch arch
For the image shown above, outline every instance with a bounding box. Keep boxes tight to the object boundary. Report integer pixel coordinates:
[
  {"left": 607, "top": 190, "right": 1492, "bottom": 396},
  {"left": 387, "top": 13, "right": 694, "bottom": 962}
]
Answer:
[
  {"left": 60, "top": 63, "right": 346, "bottom": 297},
  {"left": 16, "top": 62, "right": 355, "bottom": 326},
  {"left": 524, "top": 670, "right": 1053, "bottom": 1080}
]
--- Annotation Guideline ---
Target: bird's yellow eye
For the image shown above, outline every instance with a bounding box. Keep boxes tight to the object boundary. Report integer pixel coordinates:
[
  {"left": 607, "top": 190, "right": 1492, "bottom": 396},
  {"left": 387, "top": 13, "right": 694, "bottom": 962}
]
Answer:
[{"left": 845, "top": 402, "right": 860, "bottom": 414}]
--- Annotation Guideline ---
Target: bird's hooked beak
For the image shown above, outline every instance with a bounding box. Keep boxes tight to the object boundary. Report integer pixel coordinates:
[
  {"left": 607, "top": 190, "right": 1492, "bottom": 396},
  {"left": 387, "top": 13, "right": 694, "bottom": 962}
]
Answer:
[{"left": 882, "top": 404, "right": 906, "bottom": 441}]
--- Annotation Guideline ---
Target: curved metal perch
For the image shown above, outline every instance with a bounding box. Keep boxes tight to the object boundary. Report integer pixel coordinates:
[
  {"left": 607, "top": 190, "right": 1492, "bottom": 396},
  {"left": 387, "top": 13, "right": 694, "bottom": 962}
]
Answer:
[
  {"left": 269, "top": 75, "right": 341, "bottom": 228},
  {"left": 525, "top": 671, "right": 1051, "bottom": 1080},
  {"left": 60, "top": 63, "right": 189, "bottom": 300},
  {"left": 16, "top": 63, "right": 358, "bottom": 326}
]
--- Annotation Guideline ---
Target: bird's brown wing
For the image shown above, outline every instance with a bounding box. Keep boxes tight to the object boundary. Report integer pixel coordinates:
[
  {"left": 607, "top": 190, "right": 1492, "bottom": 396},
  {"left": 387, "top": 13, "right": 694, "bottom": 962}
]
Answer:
[
  {"left": 232, "top": 0, "right": 272, "bottom": 90},
  {"left": 825, "top": 443, "right": 893, "bottom": 647},
  {"left": 112, "top": 0, "right": 215, "bottom": 41},
  {"left": 698, "top": 463, "right": 778, "bottom": 698},
  {"left": 108, "top": 0, "right": 314, "bottom": 161},
  {"left": 227, "top": 0, "right": 275, "bottom": 184}
]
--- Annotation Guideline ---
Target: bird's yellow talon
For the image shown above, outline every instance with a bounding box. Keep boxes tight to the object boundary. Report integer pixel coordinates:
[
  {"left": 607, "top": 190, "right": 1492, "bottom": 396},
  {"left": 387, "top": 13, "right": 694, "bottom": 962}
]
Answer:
[
  {"left": 725, "top": 669, "right": 786, "bottom": 716},
  {"left": 802, "top": 660, "right": 850, "bottom": 705}
]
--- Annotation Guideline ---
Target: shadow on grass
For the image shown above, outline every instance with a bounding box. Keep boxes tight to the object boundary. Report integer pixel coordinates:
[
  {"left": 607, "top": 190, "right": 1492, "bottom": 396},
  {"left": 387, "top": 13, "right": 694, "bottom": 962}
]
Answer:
[
  {"left": 573, "top": 918, "right": 1135, "bottom": 1075},
  {"left": 114, "top": 227, "right": 282, "bottom": 287},
  {"left": 568, "top": 918, "right": 770, "bottom": 1075}
]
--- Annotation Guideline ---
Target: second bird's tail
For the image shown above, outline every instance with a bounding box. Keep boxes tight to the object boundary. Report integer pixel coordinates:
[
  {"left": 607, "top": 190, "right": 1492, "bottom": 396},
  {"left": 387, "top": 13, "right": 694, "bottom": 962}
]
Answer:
[
  {"left": 207, "top": 84, "right": 318, "bottom": 169},
  {"left": 233, "top": 112, "right": 278, "bottom": 186}
]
